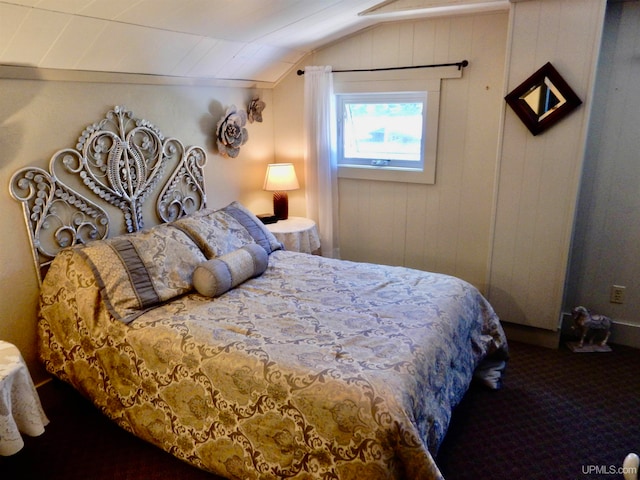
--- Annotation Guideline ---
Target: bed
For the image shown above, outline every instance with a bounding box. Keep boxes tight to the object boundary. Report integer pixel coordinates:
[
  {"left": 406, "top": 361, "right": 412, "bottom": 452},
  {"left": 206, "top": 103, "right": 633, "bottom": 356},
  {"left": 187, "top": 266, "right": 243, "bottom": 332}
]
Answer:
[{"left": 10, "top": 106, "right": 507, "bottom": 480}]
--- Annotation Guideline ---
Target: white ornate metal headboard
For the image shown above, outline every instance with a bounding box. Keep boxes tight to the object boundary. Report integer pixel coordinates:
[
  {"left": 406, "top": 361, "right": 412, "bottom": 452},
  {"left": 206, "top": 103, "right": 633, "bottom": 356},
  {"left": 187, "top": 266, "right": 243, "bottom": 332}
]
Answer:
[{"left": 9, "top": 106, "right": 207, "bottom": 285}]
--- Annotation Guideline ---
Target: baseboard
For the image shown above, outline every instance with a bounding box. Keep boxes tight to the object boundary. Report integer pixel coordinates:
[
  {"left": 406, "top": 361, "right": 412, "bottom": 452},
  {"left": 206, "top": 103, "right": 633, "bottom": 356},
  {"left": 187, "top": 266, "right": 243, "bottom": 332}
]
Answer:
[{"left": 501, "top": 321, "right": 561, "bottom": 349}]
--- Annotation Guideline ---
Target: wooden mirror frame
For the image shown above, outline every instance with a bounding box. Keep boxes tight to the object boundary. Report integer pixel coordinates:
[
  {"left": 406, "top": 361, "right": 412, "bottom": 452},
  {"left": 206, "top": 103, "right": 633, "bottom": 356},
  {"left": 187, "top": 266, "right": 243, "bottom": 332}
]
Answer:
[{"left": 505, "top": 62, "right": 582, "bottom": 136}]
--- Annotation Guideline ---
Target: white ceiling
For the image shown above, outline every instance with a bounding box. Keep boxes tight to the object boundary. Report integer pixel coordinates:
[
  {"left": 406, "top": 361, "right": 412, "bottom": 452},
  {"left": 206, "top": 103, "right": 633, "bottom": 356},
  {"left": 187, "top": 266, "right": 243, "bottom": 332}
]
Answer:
[{"left": 0, "top": 0, "right": 508, "bottom": 85}]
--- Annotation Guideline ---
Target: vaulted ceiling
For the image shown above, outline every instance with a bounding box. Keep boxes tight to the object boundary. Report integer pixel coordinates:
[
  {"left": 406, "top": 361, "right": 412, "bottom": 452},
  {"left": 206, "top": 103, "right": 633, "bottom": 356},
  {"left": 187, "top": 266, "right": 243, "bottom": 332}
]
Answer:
[{"left": 0, "top": 0, "right": 508, "bottom": 85}]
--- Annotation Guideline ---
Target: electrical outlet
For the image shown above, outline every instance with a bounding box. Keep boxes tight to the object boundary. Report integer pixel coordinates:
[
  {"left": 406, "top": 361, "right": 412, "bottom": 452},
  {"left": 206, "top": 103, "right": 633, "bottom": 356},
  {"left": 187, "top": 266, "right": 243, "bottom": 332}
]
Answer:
[{"left": 610, "top": 285, "right": 626, "bottom": 304}]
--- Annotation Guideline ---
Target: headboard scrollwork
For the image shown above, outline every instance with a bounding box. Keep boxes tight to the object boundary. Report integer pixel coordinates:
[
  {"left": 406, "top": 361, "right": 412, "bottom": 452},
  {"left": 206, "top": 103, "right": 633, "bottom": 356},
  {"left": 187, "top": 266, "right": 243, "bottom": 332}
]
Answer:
[{"left": 9, "top": 106, "right": 207, "bottom": 285}]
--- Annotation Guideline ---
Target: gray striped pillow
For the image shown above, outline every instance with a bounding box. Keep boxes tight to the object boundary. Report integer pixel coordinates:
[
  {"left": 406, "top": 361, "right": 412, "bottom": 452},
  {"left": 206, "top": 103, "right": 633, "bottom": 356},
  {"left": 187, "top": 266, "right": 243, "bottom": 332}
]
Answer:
[
  {"left": 76, "top": 223, "right": 206, "bottom": 323},
  {"left": 193, "top": 244, "right": 268, "bottom": 298}
]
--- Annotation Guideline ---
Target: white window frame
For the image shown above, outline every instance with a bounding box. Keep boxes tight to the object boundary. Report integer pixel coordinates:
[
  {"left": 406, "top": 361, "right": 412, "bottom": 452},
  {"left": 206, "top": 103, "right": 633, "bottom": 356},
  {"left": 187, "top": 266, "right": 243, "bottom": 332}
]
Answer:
[{"left": 334, "top": 69, "right": 457, "bottom": 185}]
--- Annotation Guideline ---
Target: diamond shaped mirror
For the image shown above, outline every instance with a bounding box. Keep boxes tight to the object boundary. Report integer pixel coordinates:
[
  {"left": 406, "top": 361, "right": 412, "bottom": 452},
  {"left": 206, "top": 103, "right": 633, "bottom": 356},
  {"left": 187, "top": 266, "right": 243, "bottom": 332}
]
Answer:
[{"left": 505, "top": 62, "right": 582, "bottom": 136}]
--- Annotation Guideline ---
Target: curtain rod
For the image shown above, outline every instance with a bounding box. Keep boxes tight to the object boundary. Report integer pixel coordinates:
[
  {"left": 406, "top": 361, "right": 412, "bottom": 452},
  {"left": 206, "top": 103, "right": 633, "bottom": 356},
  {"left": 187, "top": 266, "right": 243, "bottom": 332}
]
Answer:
[{"left": 296, "top": 60, "right": 468, "bottom": 76}]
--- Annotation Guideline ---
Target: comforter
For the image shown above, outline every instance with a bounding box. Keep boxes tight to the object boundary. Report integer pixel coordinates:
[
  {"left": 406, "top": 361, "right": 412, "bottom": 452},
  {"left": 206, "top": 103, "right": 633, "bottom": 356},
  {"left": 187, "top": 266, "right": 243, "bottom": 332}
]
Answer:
[{"left": 39, "top": 240, "right": 506, "bottom": 480}]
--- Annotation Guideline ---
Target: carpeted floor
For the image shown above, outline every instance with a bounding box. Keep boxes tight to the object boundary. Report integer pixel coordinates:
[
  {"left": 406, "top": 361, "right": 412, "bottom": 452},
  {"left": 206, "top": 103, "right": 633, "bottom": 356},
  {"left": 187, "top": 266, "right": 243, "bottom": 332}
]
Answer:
[
  {"left": 437, "top": 340, "right": 640, "bottom": 480},
  {"left": 1, "top": 340, "right": 638, "bottom": 479}
]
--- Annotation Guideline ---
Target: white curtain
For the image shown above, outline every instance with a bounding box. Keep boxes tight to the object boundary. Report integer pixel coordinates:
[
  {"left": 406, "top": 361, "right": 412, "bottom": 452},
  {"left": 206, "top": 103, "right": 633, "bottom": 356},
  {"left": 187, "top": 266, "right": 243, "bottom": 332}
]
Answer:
[{"left": 303, "top": 65, "right": 340, "bottom": 258}]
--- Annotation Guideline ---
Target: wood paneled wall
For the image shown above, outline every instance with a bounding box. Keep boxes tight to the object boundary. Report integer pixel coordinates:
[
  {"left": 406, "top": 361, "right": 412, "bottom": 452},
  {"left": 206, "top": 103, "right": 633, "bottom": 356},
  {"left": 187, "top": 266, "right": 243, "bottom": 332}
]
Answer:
[
  {"left": 306, "top": 12, "right": 510, "bottom": 292},
  {"left": 273, "top": 2, "right": 609, "bottom": 346},
  {"left": 488, "top": 0, "right": 606, "bottom": 335}
]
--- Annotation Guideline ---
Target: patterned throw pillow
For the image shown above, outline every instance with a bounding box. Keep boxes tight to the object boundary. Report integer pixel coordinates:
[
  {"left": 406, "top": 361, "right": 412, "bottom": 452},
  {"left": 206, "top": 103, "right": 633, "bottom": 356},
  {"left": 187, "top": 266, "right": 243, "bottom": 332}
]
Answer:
[
  {"left": 76, "top": 223, "right": 206, "bottom": 324},
  {"left": 172, "top": 207, "right": 256, "bottom": 259},
  {"left": 220, "top": 201, "right": 283, "bottom": 254},
  {"left": 193, "top": 244, "right": 269, "bottom": 297}
]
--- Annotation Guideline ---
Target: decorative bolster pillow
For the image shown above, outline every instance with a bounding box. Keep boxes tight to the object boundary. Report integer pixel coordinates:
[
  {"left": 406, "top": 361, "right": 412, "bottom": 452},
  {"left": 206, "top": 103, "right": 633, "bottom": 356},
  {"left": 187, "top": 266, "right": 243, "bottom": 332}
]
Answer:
[{"left": 193, "top": 243, "right": 268, "bottom": 297}]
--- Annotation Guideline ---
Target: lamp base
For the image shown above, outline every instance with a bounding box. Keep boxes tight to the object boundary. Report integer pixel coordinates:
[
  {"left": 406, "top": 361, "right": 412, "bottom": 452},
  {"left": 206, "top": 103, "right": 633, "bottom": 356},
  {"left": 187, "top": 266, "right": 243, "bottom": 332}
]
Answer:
[{"left": 273, "top": 191, "right": 289, "bottom": 220}]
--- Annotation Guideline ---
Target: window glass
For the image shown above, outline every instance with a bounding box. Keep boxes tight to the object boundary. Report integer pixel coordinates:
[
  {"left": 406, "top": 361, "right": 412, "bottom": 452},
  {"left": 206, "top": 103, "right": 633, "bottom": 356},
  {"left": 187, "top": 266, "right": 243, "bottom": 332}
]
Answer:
[{"left": 338, "top": 93, "right": 426, "bottom": 170}]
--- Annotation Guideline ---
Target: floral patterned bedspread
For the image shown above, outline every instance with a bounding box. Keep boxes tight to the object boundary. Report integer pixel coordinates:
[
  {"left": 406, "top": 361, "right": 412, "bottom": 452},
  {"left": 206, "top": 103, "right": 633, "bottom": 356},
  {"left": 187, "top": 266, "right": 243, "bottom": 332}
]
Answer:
[{"left": 39, "top": 249, "right": 507, "bottom": 480}]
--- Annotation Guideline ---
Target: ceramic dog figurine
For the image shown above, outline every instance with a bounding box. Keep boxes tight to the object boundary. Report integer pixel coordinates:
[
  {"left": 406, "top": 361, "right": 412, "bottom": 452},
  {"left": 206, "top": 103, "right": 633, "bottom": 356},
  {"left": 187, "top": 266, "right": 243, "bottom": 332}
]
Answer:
[{"left": 571, "top": 306, "right": 612, "bottom": 348}]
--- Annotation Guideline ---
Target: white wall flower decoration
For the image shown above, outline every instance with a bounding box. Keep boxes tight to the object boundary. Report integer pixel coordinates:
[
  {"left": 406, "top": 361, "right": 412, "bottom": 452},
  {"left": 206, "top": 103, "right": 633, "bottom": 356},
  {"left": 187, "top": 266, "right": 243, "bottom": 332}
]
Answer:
[
  {"left": 216, "top": 105, "right": 248, "bottom": 158},
  {"left": 248, "top": 97, "right": 266, "bottom": 123}
]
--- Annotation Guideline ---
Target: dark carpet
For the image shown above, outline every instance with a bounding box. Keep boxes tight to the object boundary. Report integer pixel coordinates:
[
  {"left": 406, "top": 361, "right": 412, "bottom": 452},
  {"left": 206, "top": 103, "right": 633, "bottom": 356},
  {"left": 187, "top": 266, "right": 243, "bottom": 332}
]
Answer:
[
  {"left": 437, "top": 340, "right": 640, "bottom": 480},
  {"left": 2, "top": 340, "right": 638, "bottom": 480}
]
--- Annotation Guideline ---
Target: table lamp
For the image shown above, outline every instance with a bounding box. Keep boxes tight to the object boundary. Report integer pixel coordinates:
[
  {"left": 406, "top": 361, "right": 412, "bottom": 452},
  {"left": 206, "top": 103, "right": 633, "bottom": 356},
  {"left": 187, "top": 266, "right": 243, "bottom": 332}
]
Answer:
[{"left": 263, "top": 163, "right": 299, "bottom": 220}]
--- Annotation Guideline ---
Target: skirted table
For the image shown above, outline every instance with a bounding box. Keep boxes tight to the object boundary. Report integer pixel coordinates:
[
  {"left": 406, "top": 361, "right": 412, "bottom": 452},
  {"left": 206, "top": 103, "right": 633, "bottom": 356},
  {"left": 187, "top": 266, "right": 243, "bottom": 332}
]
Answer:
[
  {"left": 266, "top": 217, "right": 321, "bottom": 254},
  {"left": 0, "top": 341, "right": 49, "bottom": 455}
]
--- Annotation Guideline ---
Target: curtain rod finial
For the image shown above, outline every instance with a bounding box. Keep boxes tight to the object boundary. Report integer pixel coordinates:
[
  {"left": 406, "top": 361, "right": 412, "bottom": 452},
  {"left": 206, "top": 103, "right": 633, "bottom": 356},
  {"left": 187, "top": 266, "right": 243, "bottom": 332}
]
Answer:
[{"left": 297, "top": 69, "right": 305, "bottom": 76}]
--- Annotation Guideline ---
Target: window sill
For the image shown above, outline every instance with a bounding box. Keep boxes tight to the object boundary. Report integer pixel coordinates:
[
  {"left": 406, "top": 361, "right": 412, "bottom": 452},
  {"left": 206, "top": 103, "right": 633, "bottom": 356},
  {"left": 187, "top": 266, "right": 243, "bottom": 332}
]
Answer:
[{"left": 337, "top": 164, "right": 435, "bottom": 184}]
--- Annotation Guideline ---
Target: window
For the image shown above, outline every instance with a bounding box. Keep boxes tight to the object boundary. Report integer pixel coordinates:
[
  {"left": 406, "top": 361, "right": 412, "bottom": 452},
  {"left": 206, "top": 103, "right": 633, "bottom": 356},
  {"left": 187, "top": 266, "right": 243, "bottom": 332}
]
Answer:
[
  {"left": 337, "top": 92, "right": 427, "bottom": 171},
  {"left": 333, "top": 74, "right": 443, "bottom": 185}
]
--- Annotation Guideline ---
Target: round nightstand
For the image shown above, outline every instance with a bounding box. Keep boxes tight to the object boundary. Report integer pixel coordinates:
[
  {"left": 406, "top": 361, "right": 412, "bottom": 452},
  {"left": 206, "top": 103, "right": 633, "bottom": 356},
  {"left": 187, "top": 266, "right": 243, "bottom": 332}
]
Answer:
[
  {"left": 0, "top": 341, "right": 49, "bottom": 455},
  {"left": 266, "top": 217, "right": 321, "bottom": 254}
]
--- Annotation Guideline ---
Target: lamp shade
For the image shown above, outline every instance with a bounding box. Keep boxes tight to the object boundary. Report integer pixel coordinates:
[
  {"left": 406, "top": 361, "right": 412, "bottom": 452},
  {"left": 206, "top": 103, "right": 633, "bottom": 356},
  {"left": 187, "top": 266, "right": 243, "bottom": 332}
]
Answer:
[{"left": 263, "top": 163, "right": 300, "bottom": 192}]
